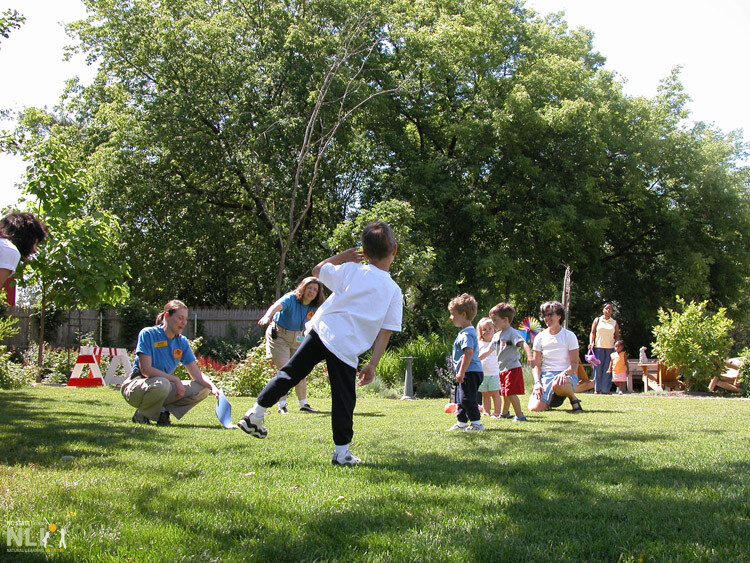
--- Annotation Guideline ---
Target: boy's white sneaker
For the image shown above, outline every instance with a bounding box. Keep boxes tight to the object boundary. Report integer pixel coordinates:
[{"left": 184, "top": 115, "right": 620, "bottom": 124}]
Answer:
[
  {"left": 238, "top": 412, "right": 267, "bottom": 438},
  {"left": 465, "top": 422, "right": 485, "bottom": 431},
  {"left": 332, "top": 451, "right": 361, "bottom": 466},
  {"left": 446, "top": 423, "right": 467, "bottom": 432}
]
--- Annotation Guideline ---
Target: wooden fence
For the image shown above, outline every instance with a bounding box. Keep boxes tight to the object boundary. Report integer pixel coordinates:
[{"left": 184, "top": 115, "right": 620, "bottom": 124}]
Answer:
[{"left": 1, "top": 306, "right": 266, "bottom": 350}]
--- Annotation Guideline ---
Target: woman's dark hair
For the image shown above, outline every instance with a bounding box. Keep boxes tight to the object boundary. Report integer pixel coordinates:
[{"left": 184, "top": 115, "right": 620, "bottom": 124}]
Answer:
[
  {"left": 156, "top": 300, "right": 187, "bottom": 325},
  {"left": 293, "top": 277, "right": 326, "bottom": 307},
  {"left": 0, "top": 213, "right": 48, "bottom": 259},
  {"left": 361, "top": 221, "right": 396, "bottom": 260},
  {"left": 540, "top": 300, "right": 565, "bottom": 322}
]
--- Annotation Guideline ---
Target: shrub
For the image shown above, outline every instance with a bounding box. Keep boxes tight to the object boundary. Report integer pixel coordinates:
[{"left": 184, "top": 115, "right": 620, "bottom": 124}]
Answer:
[
  {"left": 365, "top": 375, "right": 401, "bottom": 399},
  {"left": 22, "top": 343, "right": 77, "bottom": 384},
  {"left": 415, "top": 380, "right": 444, "bottom": 398},
  {"left": 0, "top": 304, "right": 32, "bottom": 389},
  {"left": 651, "top": 297, "right": 734, "bottom": 391},
  {"left": 373, "top": 333, "right": 453, "bottom": 397},
  {"left": 0, "top": 348, "right": 34, "bottom": 389},
  {"left": 212, "top": 344, "right": 330, "bottom": 398},
  {"left": 195, "top": 336, "right": 257, "bottom": 365},
  {"left": 210, "top": 345, "right": 271, "bottom": 396},
  {"left": 735, "top": 347, "right": 750, "bottom": 396}
]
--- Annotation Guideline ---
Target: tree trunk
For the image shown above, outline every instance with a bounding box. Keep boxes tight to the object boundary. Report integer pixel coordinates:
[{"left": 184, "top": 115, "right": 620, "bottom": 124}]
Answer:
[
  {"left": 275, "top": 245, "right": 289, "bottom": 300},
  {"left": 36, "top": 281, "right": 46, "bottom": 383}
]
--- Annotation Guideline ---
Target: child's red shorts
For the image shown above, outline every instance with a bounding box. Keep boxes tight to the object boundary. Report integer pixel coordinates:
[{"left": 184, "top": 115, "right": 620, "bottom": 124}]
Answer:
[{"left": 499, "top": 366, "right": 525, "bottom": 396}]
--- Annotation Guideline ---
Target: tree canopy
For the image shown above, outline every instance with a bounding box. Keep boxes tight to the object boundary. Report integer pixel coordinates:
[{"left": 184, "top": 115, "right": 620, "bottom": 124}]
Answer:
[{"left": 6, "top": 0, "right": 749, "bottom": 350}]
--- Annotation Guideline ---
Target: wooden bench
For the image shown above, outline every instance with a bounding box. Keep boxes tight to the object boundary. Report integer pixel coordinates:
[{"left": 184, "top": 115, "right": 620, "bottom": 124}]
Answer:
[
  {"left": 642, "top": 361, "right": 685, "bottom": 392},
  {"left": 709, "top": 358, "right": 744, "bottom": 393}
]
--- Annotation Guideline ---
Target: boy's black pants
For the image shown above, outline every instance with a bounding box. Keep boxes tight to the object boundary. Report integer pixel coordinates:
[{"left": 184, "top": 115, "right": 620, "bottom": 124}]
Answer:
[
  {"left": 456, "top": 371, "right": 483, "bottom": 423},
  {"left": 257, "top": 330, "right": 357, "bottom": 446}
]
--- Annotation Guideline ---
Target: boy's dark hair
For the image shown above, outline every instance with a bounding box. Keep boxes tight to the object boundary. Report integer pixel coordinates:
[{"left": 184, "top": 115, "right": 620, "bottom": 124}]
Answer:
[
  {"left": 540, "top": 300, "right": 565, "bottom": 322},
  {"left": 0, "top": 212, "right": 48, "bottom": 259},
  {"left": 489, "top": 302, "right": 515, "bottom": 323},
  {"left": 448, "top": 293, "right": 478, "bottom": 322},
  {"left": 361, "top": 221, "right": 396, "bottom": 261}
]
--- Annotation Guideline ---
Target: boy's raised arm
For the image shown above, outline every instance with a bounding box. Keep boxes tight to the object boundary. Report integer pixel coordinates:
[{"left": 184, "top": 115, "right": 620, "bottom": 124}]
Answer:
[{"left": 312, "top": 247, "right": 364, "bottom": 277}]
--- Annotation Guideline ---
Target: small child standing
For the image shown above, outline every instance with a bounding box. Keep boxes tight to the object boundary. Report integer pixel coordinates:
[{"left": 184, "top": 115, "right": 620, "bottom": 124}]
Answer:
[
  {"left": 446, "top": 294, "right": 485, "bottom": 432},
  {"left": 610, "top": 340, "right": 629, "bottom": 394},
  {"left": 489, "top": 302, "right": 532, "bottom": 422},
  {"left": 476, "top": 317, "right": 502, "bottom": 417}
]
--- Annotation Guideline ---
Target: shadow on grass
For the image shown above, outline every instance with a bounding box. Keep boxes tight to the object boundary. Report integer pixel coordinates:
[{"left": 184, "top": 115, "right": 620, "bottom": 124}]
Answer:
[
  {"left": 52, "top": 444, "right": 746, "bottom": 562},
  {"left": 0, "top": 390, "right": 177, "bottom": 467},
  {"left": 3, "top": 391, "right": 747, "bottom": 561},
  {"left": 248, "top": 449, "right": 748, "bottom": 561}
]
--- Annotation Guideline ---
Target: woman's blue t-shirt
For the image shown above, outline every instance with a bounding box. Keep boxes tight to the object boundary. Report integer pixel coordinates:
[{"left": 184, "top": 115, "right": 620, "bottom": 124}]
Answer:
[
  {"left": 133, "top": 326, "right": 196, "bottom": 375},
  {"left": 273, "top": 291, "right": 318, "bottom": 331},
  {"left": 452, "top": 326, "right": 483, "bottom": 373}
]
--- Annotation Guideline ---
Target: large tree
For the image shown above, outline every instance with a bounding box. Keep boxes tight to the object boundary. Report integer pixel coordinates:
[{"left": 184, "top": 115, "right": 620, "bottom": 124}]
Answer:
[
  {"left": 9, "top": 0, "right": 745, "bottom": 350},
  {"left": 0, "top": 8, "right": 24, "bottom": 49},
  {"left": 67, "top": 0, "right": 402, "bottom": 302},
  {"left": 359, "top": 2, "right": 750, "bottom": 346},
  {"left": 6, "top": 110, "right": 130, "bottom": 377}
]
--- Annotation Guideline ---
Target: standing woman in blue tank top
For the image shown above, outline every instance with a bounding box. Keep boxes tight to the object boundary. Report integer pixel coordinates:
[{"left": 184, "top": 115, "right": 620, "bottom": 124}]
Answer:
[{"left": 257, "top": 277, "right": 326, "bottom": 414}]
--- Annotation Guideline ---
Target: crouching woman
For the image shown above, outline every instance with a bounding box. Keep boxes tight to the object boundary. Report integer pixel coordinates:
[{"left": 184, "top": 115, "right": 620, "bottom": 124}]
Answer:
[
  {"left": 528, "top": 300, "right": 583, "bottom": 413},
  {"left": 122, "top": 300, "right": 219, "bottom": 425}
]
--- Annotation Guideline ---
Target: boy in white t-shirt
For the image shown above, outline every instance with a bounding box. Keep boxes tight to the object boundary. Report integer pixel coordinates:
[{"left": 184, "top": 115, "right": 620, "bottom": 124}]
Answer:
[{"left": 238, "top": 222, "right": 403, "bottom": 466}]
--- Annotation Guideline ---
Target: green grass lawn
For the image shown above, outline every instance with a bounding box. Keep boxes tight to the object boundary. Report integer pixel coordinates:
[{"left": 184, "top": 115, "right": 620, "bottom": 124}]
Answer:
[{"left": 1, "top": 386, "right": 749, "bottom": 562}]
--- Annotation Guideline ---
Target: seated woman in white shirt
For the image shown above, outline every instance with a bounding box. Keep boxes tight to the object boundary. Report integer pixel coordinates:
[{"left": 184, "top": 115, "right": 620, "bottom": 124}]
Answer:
[
  {"left": 0, "top": 212, "right": 48, "bottom": 288},
  {"left": 528, "top": 300, "right": 583, "bottom": 413}
]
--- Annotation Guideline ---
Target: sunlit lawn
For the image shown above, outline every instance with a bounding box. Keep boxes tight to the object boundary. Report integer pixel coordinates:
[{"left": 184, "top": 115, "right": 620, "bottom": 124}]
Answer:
[{"left": 1, "top": 386, "right": 748, "bottom": 562}]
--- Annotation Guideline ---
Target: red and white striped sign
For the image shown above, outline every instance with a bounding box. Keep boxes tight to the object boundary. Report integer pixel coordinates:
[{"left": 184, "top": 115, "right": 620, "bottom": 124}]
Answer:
[{"left": 68, "top": 346, "right": 132, "bottom": 387}]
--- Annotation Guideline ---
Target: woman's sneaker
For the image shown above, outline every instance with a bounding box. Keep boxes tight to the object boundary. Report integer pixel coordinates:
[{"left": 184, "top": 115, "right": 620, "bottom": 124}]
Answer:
[
  {"left": 238, "top": 412, "right": 267, "bottom": 438},
  {"left": 513, "top": 415, "right": 527, "bottom": 422},
  {"left": 332, "top": 451, "right": 361, "bottom": 466},
  {"left": 465, "top": 422, "right": 485, "bottom": 431}
]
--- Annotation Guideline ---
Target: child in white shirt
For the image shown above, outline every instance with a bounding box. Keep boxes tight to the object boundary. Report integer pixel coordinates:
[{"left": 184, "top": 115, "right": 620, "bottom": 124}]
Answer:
[
  {"left": 476, "top": 317, "right": 501, "bottom": 417},
  {"left": 239, "top": 222, "right": 403, "bottom": 466}
]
